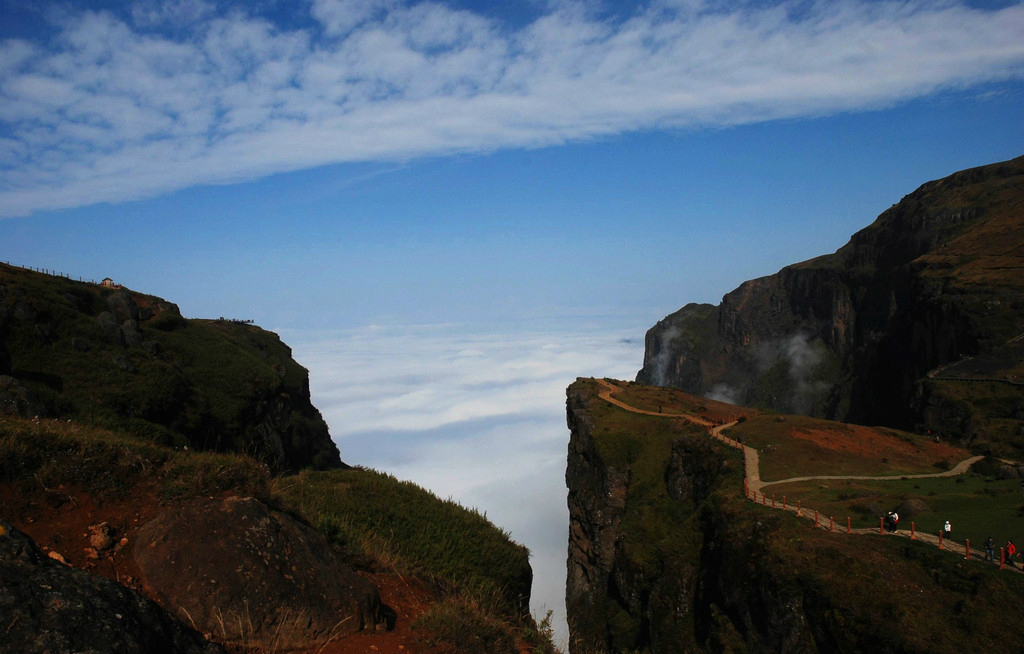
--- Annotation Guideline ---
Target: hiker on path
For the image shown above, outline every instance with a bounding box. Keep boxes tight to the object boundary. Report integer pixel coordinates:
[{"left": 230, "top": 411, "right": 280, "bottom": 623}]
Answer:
[
  {"left": 1007, "top": 540, "right": 1017, "bottom": 567},
  {"left": 944, "top": 520, "right": 952, "bottom": 537},
  {"left": 892, "top": 512, "right": 899, "bottom": 533},
  {"left": 986, "top": 536, "right": 996, "bottom": 562}
]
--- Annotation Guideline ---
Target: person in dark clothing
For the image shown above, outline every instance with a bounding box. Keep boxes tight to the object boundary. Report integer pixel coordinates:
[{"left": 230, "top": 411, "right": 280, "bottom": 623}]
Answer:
[{"left": 985, "top": 536, "right": 996, "bottom": 562}]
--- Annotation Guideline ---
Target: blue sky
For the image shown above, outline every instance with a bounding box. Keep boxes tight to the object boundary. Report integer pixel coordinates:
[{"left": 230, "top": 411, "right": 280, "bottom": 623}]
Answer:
[
  {"left": 2, "top": 0, "right": 1023, "bottom": 330},
  {"left": 3, "top": 0, "right": 1024, "bottom": 644}
]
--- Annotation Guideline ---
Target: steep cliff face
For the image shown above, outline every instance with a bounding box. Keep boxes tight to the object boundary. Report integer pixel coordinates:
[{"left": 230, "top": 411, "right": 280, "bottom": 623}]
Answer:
[
  {"left": 0, "top": 263, "right": 341, "bottom": 472},
  {"left": 637, "top": 156, "right": 1024, "bottom": 446},
  {"left": 566, "top": 379, "right": 727, "bottom": 653},
  {"left": 565, "top": 378, "right": 1024, "bottom": 654}
]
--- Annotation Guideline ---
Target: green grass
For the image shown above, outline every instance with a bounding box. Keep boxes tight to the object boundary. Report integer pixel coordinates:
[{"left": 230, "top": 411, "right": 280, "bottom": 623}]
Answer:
[
  {"left": 764, "top": 472, "right": 1024, "bottom": 544},
  {"left": 0, "top": 415, "right": 270, "bottom": 502},
  {"left": 412, "top": 591, "right": 520, "bottom": 654},
  {"left": 273, "top": 467, "right": 556, "bottom": 652},
  {"left": 273, "top": 467, "right": 531, "bottom": 618}
]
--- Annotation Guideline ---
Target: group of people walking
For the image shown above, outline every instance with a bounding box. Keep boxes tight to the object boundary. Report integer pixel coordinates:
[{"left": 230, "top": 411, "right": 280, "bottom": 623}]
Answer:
[
  {"left": 984, "top": 536, "right": 1019, "bottom": 565},
  {"left": 885, "top": 514, "right": 1019, "bottom": 568}
]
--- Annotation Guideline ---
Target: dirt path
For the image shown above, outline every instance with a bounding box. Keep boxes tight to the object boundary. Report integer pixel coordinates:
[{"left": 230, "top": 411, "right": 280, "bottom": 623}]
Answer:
[
  {"left": 595, "top": 379, "right": 1020, "bottom": 571},
  {"left": 758, "top": 455, "right": 984, "bottom": 491}
]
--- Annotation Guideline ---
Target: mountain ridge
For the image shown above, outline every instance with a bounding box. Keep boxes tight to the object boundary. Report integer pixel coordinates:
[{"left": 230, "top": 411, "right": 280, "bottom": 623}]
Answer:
[
  {"left": 637, "top": 154, "right": 1024, "bottom": 454},
  {"left": 0, "top": 262, "right": 341, "bottom": 472}
]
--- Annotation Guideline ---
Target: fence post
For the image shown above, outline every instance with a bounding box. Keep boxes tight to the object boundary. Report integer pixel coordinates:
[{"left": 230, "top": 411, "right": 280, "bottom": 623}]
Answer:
[
  {"left": 771, "top": 494, "right": 775, "bottom": 509},
  {"left": 783, "top": 496, "right": 787, "bottom": 511},
  {"left": 879, "top": 516, "right": 884, "bottom": 535},
  {"left": 1000, "top": 547, "right": 1006, "bottom": 570},
  {"left": 815, "top": 511, "right": 819, "bottom": 528},
  {"left": 829, "top": 516, "right": 834, "bottom": 533},
  {"left": 939, "top": 530, "right": 944, "bottom": 550},
  {"left": 911, "top": 522, "right": 916, "bottom": 540},
  {"left": 797, "top": 500, "right": 801, "bottom": 517},
  {"left": 965, "top": 539, "right": 970, "bottom": 560},
  {"left": 847, "top": 517, "right": 851, "bottom": 534},
  {"left": 762, "top": 493, "right": 766, "bottom": 506}
]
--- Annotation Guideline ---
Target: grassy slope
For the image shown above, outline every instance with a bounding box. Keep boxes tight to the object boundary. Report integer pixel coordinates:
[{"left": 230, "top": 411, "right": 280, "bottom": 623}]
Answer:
[
  {"left": 273, "top": 468, "right": 531, "bottom": 614},
  {"left": 0, "top": 413, "right": 547, "bottom": 653}
]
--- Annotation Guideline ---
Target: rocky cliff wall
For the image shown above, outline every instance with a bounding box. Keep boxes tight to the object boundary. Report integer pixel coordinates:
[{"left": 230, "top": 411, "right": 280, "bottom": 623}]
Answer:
[
  {"left": 565, "top": 379, "right": 726, "bottom": 653},
  {"left": 564, "top": 379, "right": 831, "bottom": 652},
  {"left": 637, "top": 156, "right": 1024, "bottom": 442}
]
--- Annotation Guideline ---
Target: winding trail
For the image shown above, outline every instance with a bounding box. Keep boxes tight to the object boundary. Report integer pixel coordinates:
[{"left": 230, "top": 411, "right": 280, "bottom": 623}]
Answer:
[{"left": 595, "top": 379, "right": 1017, "bottom": 569}]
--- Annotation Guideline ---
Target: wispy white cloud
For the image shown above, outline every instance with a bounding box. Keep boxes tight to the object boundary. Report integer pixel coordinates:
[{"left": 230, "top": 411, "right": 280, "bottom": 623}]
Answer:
[{"left": 2, "top": 0, "right": 1023, "bottom": 216}]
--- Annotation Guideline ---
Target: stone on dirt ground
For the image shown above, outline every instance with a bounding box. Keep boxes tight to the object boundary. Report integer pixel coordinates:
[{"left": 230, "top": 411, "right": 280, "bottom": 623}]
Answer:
[{"left": 132, "top": 495, "right": 384, "bottom": 651}]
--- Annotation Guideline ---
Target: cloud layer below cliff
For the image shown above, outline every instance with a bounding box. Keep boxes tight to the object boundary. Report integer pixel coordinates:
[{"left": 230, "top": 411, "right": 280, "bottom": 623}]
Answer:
[
  {"left": 283, "top": 318, "right": 646, "bottom": 648},
  {"left": 3, "top": 0, "right": 1024, "bottom": 217}
]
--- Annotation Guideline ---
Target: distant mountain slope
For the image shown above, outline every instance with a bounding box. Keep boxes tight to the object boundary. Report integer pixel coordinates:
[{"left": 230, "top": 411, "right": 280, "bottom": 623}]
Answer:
[
  {"left": 0, "top": 263, "right": 340, "bottom": 471},
  {"left": 637, "top": 155, "right": 1024, "bottom": 454}
]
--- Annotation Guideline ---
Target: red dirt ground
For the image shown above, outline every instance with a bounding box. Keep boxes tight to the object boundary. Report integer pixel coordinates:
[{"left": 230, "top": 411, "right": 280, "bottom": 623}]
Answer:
[
  {"left": 790, "top": 424, "right": 968, "bottom": 467},
  {"left": 0, "top": 481, "right": 456, "bottom": 654}
]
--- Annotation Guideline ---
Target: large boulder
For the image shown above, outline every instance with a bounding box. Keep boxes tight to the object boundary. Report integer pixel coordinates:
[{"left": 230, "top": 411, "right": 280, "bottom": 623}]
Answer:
[
  {"left": 133, "top": 496, "right": 383, "bottom": 651},
  {"left": 0, "top": 519, "right": 224, "bottom": 654}
]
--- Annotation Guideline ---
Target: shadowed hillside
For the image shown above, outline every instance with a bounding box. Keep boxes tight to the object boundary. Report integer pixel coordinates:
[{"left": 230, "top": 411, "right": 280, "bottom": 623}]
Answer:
[
  {"left": 566, "top": 377, "right": 1024, "bottom": 654},
  {"left": 0, "top": 263, "right": 340, "bottom": 472},
  {"left": 637, "top": 155, "right": 1024, "bottom": 456}
]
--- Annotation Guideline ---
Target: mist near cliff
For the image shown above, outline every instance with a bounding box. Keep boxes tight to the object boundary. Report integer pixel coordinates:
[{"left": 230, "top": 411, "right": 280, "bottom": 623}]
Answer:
[{"left": 281, "top": 318, "right": 646, "bottom": 648}]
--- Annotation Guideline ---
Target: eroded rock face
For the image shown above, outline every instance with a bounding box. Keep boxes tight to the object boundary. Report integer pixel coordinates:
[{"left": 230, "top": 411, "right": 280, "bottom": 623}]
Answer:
[
  {"left": 637, "top": 156, "right": 1024, "bottom": 435},
  {"left": 565, "top": 382, "right": 724, "bottom": 653},
  {"left": 565, "top": 385, "right": 629, "bottom": 653},
  {"left": 0, "top": 518, "right": 225, "bottom": 654},
  {"left": 133, "top": 496, "right": 383, "bottom": 651}
]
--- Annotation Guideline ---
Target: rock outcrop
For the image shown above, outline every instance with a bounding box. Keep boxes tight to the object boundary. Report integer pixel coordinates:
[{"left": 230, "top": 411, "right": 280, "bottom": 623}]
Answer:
[
  {"left": 0, "top": 518, "right": 225, "bottom": 654},
  {"left": 637, "top": 155, "right": 1024, "bottom": 449},
  {"left": 133, "top": 496, "right": 384, "bottom": 651}
]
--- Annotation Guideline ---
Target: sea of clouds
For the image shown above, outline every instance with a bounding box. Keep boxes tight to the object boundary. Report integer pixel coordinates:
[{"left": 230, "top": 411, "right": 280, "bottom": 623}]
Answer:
[{"left": 282, "top": 317, "right": 648, "bottom": 648}]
